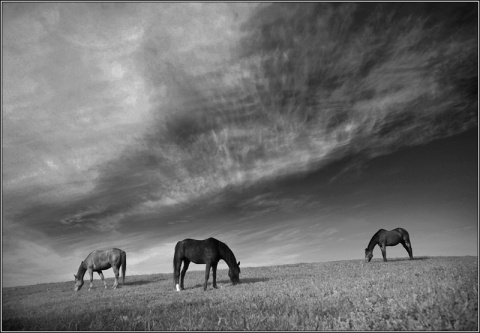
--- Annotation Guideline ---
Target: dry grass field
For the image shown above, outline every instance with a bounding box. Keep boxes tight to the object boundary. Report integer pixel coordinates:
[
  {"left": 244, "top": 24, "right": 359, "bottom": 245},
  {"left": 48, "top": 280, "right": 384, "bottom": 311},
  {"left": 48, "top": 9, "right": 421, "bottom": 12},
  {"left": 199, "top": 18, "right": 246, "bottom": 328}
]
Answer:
[{"left": 2, "top": 256, "right": 477, "bottom": 330}]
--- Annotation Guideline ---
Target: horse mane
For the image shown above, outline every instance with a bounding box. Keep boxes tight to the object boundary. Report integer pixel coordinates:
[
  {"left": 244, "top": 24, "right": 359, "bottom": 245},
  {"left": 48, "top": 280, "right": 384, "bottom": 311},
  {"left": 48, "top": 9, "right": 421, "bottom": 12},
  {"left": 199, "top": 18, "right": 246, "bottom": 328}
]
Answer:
[
  {"left": 76, "top": 261, "right": 87, "bottom": 279},
  {"left": 367, "top": 229, "right": 386, "bottom": 251},
  {"left": 217, "top": 240, "right": 238, "bottom": 268}
]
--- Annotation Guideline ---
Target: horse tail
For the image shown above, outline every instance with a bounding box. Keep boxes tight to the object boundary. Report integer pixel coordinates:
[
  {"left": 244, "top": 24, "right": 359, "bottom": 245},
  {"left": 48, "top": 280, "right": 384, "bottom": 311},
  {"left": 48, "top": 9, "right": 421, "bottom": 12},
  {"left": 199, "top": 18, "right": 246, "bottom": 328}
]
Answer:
[
  {"left": 173, "top": 241, "right": 181, "bottom": 286},
  {"left": 121, "top": 251, "right": 127, "bottom": 284}
]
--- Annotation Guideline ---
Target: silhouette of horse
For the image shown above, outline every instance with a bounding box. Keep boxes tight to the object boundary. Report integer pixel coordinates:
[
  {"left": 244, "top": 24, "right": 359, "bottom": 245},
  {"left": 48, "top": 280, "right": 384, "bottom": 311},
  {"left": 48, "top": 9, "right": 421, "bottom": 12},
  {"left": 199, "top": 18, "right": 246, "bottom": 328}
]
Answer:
[
  {"left": 365, "top": 228, "right": 413, "bottom": 262},
  {"left": 74, "top": 248, "right": 126, "bottom": 291},
  {"left": 173, "top": 237, "right": 240, "bottom": 291}
]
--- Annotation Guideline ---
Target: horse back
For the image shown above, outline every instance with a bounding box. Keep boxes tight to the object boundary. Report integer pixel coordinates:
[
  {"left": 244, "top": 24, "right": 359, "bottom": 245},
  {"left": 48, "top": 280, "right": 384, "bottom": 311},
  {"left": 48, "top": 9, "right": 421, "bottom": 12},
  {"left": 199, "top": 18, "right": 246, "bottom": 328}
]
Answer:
[
  {"left": 380, "top": 228, "right": 409, "bottom": 245},
  {"left": 175, "top": 238, "right": 220, "bottom": 264},
  {"left": 85, "top": 248, "right": 122, "bottom": 270}
]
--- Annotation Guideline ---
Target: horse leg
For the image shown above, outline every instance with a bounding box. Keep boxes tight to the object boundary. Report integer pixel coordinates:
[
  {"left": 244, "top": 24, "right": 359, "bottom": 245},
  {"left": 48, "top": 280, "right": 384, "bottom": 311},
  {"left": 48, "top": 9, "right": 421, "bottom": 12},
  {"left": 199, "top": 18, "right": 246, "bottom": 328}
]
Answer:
[
  {"left": 174, "top": 259, "right": 182, "bottom": 291},
  {"left": 112, "top": 266, "right": 119, "bottom": 289},
  {"left": 402, "top": 240, "right": 413, "bottom": 260},
  {"left": 204, "top": 263, "right": 211, "bottom": 291},
  {"left": 380, "top": 244, "right": 387, "bottom": 262},
  {"left": 88, "top": 268, "right": 94, "bottom": 290},
  {"left": 180, "top": 260, "right": 190, "bottom": 291},
  {"left": 212, "top": 262, "right": 218, "bottom": 289},
  {"left": 98, "top": 271, "right": 107, "bottom": 289}
]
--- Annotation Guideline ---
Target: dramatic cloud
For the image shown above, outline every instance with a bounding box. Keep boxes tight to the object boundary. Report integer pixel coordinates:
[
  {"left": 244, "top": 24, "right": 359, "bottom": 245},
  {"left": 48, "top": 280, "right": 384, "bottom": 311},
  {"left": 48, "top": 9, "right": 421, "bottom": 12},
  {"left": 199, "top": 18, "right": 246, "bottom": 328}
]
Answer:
[{"left": 2, "top": 3, "right": 477, "bottom": 287}]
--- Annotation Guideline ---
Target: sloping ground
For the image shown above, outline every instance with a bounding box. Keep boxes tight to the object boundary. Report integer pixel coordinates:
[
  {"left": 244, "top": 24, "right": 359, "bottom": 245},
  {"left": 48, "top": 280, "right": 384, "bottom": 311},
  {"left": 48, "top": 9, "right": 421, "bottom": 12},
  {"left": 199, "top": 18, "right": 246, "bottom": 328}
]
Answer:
[{"left": 2, "top": 256, "right": 477, "bottom": 330}]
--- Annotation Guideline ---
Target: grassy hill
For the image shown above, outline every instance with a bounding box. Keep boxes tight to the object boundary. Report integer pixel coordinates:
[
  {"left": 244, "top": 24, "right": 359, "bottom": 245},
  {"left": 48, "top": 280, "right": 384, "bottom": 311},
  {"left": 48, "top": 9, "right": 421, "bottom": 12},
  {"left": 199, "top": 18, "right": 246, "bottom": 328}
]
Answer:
[{"left": 2, "top": 256, "right": 477, "bottom": 330}]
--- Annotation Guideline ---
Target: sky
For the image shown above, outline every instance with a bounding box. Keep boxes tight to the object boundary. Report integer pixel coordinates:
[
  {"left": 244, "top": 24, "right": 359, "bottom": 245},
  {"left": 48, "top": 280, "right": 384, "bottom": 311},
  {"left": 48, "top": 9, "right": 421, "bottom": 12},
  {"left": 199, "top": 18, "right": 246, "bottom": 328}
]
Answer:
[{"left": 2, "top": 3, "right": 478, "bottom": 288}]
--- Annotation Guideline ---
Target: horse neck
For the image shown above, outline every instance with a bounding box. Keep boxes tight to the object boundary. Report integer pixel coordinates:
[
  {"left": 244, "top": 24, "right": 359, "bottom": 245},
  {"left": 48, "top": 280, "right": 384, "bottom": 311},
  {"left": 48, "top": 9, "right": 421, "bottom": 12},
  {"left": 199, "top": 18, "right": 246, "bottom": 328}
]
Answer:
[
  {"left": 219, "top": 243, "right": 237, "bottom": 269},
  {"left": 76, "top": 262, "right": 87, "bottom": 280},
  {"left": 367, "top": 233, "right": 379, "bottom": 252}
]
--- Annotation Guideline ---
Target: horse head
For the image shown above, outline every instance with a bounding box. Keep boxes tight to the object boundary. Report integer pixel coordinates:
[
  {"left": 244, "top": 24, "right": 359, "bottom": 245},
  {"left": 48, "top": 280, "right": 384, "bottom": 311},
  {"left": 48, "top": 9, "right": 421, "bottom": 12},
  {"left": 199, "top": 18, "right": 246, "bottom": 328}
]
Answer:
[
  {"left": 74, "top": 274, "right": 84, "bottom": 291},
  {"left": 365, "top": 248, "right": 373, "bottom": 263},
  {"left": 228, "top": 261, "right": 241, "bottom": 285}
]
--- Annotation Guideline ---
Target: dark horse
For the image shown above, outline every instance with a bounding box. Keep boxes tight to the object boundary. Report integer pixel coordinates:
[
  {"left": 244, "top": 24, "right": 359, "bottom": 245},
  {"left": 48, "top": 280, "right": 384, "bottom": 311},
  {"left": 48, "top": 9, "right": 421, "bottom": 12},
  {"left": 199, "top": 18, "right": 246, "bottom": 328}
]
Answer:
[
  {"left": 173, "top": 237, "right": 240, "bottom": 291},
  {"left": 365, "top": 228, "right": 413, "bottom": 262},
  {"left": 74, "top": 248, "right": 126, "bottom": 291}
]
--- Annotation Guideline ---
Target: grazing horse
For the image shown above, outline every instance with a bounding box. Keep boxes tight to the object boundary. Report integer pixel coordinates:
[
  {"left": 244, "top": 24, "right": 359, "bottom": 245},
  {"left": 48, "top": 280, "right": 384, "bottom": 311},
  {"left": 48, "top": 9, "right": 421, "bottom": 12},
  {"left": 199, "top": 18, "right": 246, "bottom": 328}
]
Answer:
[
  {"left": 173, "top": 237, "right": 240, "bottom": 291},
  {"left": 365, "top": 228, "right": 413, "bottom": 262},
  {"left": 74, "top": 248, "right": 126, "bottom": 291}
]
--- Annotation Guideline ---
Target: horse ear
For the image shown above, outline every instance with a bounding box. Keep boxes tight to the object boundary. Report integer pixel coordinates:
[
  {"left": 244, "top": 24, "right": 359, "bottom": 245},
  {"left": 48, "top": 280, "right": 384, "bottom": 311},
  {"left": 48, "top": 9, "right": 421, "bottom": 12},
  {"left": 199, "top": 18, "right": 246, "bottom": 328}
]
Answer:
[{"left": 238, "top": 261, "right": 240, "bottom": 266}]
